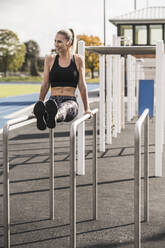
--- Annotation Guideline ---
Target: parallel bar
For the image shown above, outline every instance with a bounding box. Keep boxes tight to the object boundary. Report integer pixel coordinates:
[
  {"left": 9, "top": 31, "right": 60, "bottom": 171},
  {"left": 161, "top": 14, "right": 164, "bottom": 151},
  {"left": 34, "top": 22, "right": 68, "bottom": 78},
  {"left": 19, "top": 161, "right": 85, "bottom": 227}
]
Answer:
[
  {"left": 70, "top": 125, "right": 77, "bottom": 248},
  {"left": 134, "top": 108, "right": 149, "bottom": 248},
  {"left": 144, "top": 115, "right": 149, "bottom": 222},
  {"left": 155, "top": 41, "right": 164, "bottom": 176},
  {"left": 86, "top": 46, "right": 156, "bottom": 55},
  {"left": 134, "top": 123, "right": 141, "bottom": 248},
  {"left": 70, "top": 109, "right": 98, "bottom": 248},
  {"left": 3, "top": 115, "right": 35, "bottom": 248},
  {"left": 3, "top": 123, "right": 10, "bottom": 248},
  {"left": 49, "top": 128, "right": 55, "bottom": 220},
  {"left": 106, "top": 55, "right": 112, "bottom": 144},
  {"left": 112, "top": 55, "right": 118, "bottom": 137},
  {"left": 92, "top": 113, "right": 98, "bottom": 220},
  {"left": 99, "top": 55, "right": 106, "bottom": 152},
  {"left": 77, "top": 40, "right": 85, "bottom": 175}
]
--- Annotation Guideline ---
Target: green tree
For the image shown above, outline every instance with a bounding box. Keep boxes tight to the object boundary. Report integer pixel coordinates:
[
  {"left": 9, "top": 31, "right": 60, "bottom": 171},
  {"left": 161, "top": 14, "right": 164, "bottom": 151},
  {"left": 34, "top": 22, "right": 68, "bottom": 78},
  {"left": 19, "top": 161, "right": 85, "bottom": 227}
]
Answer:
[
  {"left": 77, "top": 35, "right": 102, "bottom": 78},
  {"left": 0, "top": 29, "right": 26, "bottom": 76},
  {"left": 37, "top": 56, "right": 44, "bottom": 72},
  {"left": 22, "top": 40, "right": 40, "bottom": 76}
]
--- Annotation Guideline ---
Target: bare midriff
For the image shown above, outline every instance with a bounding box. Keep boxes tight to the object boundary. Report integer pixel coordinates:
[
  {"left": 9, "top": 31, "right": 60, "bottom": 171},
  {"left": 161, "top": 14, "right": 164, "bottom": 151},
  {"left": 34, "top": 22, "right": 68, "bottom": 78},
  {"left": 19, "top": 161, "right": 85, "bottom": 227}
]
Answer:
[{"left": 51, "top": 86, "right": 76, "bottom": 96}]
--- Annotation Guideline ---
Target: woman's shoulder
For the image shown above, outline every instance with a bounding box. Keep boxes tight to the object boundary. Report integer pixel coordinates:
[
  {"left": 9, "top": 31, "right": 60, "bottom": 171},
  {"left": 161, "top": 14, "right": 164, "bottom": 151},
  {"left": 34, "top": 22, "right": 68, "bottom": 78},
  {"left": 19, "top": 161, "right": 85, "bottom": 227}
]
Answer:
[
  {"left": 74, "top": 54, "right": 84, "bottom": 67},
  {"left": 45, "top": 54, "right": 57, "bottom": 62}
]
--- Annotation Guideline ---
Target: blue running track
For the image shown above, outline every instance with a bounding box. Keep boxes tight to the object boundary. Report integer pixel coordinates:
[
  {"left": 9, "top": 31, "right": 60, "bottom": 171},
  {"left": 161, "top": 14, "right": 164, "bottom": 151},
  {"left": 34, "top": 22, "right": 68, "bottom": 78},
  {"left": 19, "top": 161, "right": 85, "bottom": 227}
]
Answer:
[{"left": 0, "top": 93, "right": 40, "bottom": 129}]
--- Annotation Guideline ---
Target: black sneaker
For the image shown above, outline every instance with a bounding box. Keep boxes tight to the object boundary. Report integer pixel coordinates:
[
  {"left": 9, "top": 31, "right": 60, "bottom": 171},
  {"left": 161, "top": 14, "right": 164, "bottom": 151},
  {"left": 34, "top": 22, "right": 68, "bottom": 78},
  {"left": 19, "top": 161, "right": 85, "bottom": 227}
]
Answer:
[
  {"left": 33, "top": 101, "right": 47, "bottom": 130},
  {"left": 45, "top": 99, "right": 58, "bottom": 128}
]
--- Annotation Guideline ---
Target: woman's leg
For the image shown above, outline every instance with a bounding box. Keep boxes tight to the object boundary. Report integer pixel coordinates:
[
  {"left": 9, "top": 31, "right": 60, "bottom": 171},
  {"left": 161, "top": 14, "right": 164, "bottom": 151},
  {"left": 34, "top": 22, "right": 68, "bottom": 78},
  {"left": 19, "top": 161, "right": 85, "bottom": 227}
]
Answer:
[{"left": 57, "top": 100, "right": 78, "bottom": 122}]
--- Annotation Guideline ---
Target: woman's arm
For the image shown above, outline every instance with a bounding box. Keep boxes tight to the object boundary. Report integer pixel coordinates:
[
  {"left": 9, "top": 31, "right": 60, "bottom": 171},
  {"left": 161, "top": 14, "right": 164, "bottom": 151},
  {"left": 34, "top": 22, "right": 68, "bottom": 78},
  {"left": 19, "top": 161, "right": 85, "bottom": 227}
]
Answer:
[
  {"left": 77, "top": 55, "right": 92, "bottom": 115},
  {"left": 38, "top": 56, "right": 51, "bottom": 101}
]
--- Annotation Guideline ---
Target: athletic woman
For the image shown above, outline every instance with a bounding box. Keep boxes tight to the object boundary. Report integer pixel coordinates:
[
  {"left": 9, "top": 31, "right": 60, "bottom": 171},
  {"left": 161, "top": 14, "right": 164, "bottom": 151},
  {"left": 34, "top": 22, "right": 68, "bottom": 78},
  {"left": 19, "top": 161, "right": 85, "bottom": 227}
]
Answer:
[{"left": 33, "top": 28, "right": 93, "bottom": 130}]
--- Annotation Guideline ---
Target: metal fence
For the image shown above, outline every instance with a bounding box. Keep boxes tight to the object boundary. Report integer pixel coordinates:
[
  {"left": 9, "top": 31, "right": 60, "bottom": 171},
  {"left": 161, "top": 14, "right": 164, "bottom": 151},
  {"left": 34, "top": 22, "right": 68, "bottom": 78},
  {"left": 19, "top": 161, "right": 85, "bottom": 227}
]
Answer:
[{"left": 3, "top": 108, "right": 98, "bottom": 248}]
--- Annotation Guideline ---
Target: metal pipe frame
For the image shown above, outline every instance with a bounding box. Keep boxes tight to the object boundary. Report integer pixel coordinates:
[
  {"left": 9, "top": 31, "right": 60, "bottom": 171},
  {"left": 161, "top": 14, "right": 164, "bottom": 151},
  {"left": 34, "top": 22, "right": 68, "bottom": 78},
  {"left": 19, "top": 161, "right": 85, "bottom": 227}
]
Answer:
[
  {"left": 3, "top": 114, "right": 55, "bottom": 248},
  {"left": 134, "top": 108, "right": 149, "bottom": 248},
  {"left": 70, "top": 108, "right": 98, "bottom": 248}
]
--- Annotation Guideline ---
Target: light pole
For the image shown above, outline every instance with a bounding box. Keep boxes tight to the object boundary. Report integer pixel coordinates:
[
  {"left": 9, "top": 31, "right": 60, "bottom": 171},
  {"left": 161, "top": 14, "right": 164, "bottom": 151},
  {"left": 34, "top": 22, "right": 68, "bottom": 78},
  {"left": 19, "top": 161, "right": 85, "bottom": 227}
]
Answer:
[{"left": 103, "top": 0, "right": 106, "bottom": 45}]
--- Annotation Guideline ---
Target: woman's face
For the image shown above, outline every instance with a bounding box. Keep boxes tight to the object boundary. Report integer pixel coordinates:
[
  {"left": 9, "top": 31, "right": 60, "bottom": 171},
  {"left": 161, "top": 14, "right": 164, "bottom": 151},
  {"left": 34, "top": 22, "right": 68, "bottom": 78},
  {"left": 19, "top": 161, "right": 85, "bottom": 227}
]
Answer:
[{"left": 54, "top": 33, "right": 69, "bottom": 53}]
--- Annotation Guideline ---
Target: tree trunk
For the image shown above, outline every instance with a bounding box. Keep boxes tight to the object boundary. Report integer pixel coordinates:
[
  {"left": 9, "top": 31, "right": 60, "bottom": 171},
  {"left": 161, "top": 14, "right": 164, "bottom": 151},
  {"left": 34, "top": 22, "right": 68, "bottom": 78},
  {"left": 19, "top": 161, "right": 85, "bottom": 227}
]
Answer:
[{"left": 91, "top": 68, "right": 94, "bottom": 78}]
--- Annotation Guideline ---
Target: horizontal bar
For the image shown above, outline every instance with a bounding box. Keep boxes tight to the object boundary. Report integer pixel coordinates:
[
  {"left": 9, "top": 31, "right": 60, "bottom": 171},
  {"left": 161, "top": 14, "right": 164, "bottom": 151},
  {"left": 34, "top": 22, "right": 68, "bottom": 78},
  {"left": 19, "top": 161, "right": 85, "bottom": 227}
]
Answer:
[
  {"left": 86, "top": 46, "right": 156, "bottom": 55},
  {"left": 4, "top": 114, "right": 35, "bottom": 130},
  {"left": 72, "top": 109, "right": 98, "bottom": 131},
  {"left": 135, "top": 109, "right": 149, "bottom": 135}
]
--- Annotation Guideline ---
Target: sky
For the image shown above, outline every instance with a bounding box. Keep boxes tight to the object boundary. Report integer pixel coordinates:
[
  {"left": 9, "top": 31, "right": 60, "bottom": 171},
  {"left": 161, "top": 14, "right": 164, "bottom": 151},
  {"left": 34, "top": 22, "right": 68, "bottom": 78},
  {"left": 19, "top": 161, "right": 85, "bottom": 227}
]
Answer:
[{"left": 1, "top": 0, "right": 165, "bottom": 56}]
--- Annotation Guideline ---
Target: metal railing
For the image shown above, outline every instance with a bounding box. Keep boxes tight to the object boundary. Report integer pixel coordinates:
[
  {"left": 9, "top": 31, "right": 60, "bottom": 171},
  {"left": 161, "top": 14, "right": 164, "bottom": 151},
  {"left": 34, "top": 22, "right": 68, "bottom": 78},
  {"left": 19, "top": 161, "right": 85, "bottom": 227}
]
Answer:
[
  {"left": 70, "top": 108, "right": 98, "bottom": 248},
  {"left": 3, "top": 108, "right": 98, "bottom": 248},
  {"left": 134, "top": 108, "right": 149, "bottom": 248},
  {"left": 3, "top": 114, "right": 55, "bottom": 248}
]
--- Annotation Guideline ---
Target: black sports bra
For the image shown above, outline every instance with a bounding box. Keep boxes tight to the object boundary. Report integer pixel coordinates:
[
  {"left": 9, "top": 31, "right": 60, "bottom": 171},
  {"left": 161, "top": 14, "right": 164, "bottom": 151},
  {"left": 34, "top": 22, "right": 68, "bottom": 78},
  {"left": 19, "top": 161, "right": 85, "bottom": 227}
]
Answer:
[{"left": 49, "top": 55, "right": 79, "bottom": 88}]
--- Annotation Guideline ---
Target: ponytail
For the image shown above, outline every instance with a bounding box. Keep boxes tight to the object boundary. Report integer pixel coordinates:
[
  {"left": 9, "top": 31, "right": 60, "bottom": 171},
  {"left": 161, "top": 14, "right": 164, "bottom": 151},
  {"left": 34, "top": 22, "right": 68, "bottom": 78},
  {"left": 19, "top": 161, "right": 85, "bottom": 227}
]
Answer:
[{"left": 69, "top": 28, "right": 77, "bottom": 54}]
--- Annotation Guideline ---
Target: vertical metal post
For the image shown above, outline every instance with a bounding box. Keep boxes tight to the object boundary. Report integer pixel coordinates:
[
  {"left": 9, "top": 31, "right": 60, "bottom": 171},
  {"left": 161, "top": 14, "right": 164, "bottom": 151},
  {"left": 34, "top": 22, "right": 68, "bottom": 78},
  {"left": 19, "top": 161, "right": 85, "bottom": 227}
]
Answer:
[
  {"left": 77, "top": 40, "right": 85, "bottom": 175},
  {"left": 106, "top": 55, "right": 112, "bottom": 144},
  {"left": 49, "top": 128, "right": 55, "bottom": 220},
  {"left": 70, "top": 126, "right": 76, "bottom": 248},
  {"left": 99, "top": 55, "right": 106, "bottom": 152},
  {"left": 92, "top": 113, "right": 98, "bottom": 220},
  {"left": 134, "top": 127, "right": 141, "bottom": 248},
  {"left": 3, "top": 124, "right": 10, "bottom": 248},
  {"left": 144, "top": 115, "right": 149, "bottom": 222},
  {"left": 155, "top": 41, "right": 164, "bottom": 177}
]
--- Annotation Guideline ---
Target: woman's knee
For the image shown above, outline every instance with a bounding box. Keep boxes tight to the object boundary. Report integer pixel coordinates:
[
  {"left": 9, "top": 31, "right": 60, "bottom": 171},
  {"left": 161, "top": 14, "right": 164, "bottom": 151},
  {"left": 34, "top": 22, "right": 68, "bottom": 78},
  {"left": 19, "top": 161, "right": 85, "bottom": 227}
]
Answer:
[{"left": 65, "top": 105, "right": 78, "bottom": 122}]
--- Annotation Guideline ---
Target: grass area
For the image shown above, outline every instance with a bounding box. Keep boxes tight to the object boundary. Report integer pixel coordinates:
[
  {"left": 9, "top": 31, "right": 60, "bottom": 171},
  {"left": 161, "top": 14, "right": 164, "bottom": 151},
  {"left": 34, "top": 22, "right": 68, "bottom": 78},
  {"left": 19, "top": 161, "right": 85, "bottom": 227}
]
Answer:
[
  {"left": 0, "top": 76, "right": 42, "bottom": 82},
  {"left": 0, "top": 84, "right": 41, "bottom": 98},
  {"left": 0, "top": 76, "right": 99, "bottom": 83},
  {"left": 0, "top": 77, "right": 99, "bottom": 98},
  {"left": 86, "top": 77, "right": 99, "bottom": 83}
]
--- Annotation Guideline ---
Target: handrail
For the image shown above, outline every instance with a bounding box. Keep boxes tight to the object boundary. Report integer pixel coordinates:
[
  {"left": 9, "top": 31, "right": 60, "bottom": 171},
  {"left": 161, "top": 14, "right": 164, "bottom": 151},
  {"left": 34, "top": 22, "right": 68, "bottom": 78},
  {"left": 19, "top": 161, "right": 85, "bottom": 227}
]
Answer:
[
  {"left": 3, "top": 114, "right": 55, "bottom": 248},
  {"left": 70, "top": 108, "right": 98, "bottom": 248},
  {"left": 134, "top": 108, "right": 149, "bottom": 248}
]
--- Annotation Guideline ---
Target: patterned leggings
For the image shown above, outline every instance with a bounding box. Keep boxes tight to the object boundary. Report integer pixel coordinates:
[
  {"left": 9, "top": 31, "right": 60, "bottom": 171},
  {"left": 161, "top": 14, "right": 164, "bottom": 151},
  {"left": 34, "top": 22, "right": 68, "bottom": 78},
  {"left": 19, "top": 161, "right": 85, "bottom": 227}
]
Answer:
[{"left": 49, "top": 96, "right": 79, "bottom": 122}]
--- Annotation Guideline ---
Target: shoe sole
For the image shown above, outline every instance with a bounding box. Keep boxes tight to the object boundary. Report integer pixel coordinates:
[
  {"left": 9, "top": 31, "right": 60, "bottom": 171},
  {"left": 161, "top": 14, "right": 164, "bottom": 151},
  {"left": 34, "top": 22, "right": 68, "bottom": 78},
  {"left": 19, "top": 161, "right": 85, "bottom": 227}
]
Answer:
[
  {"left": 33, "top": 101, "right": 46, "bottom": 130},
  {"left": 45, "top": 100, "right": 58, "bottom": 128}
]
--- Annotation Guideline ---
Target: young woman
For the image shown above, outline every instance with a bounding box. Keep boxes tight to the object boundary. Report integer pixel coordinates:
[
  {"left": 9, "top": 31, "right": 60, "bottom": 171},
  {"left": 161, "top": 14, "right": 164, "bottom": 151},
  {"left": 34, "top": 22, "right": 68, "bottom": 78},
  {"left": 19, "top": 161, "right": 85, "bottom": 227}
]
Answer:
[{"left": 33, "top": 28, "right": 93, "bottom": 130}]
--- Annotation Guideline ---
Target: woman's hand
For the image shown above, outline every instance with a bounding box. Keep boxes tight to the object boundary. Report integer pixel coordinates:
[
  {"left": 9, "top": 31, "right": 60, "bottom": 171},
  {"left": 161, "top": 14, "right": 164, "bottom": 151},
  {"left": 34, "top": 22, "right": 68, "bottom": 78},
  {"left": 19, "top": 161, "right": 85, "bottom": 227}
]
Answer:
[{"left": 84, "top": 110, "right": 93, "bottom": 119}]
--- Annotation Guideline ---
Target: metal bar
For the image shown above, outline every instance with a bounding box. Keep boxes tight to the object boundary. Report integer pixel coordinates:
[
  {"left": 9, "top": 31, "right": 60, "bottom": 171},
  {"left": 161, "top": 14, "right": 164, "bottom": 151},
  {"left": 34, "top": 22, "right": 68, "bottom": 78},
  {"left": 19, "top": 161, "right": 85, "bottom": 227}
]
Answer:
[
  {"left": 134, "top": 124, "right": 141, "bottom": 248},
  {"left": 106, "top": 55, "right": 112, "bottom": 144},
  {"left": 49, "top": 128, "right": 55, "bottom": 220},
  {"left": 3, "top": 114, "right": 35, "bottom": 248},
  {"left": 92, "top": 113, "right": 98, "bottom": 220},
  {"left": 144, "top": 115, "right": 149, "bottom": 222},
  {"left": 70, "top": 125, "right": 77, "bottom": 248},
  {"left": 77, "top": 40, "right": 85, "bottom": 176},
  {"left": 99, "top": 55, "right": 106, "bottom": 152},
  {"left": 3, "top": 123, "right": 10, "bottom": 248},
  {"left": 86, "top": 46, "right": 156, "bottom": 55},
  {"left": 70, "top": 109, "right": 98, "bottom": 248},
  {"left": 155, "top": 41, "right": 164, "bottom": 177},
  {"left": 134, "top": 108, "right": 149, "bottom": 248}
]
